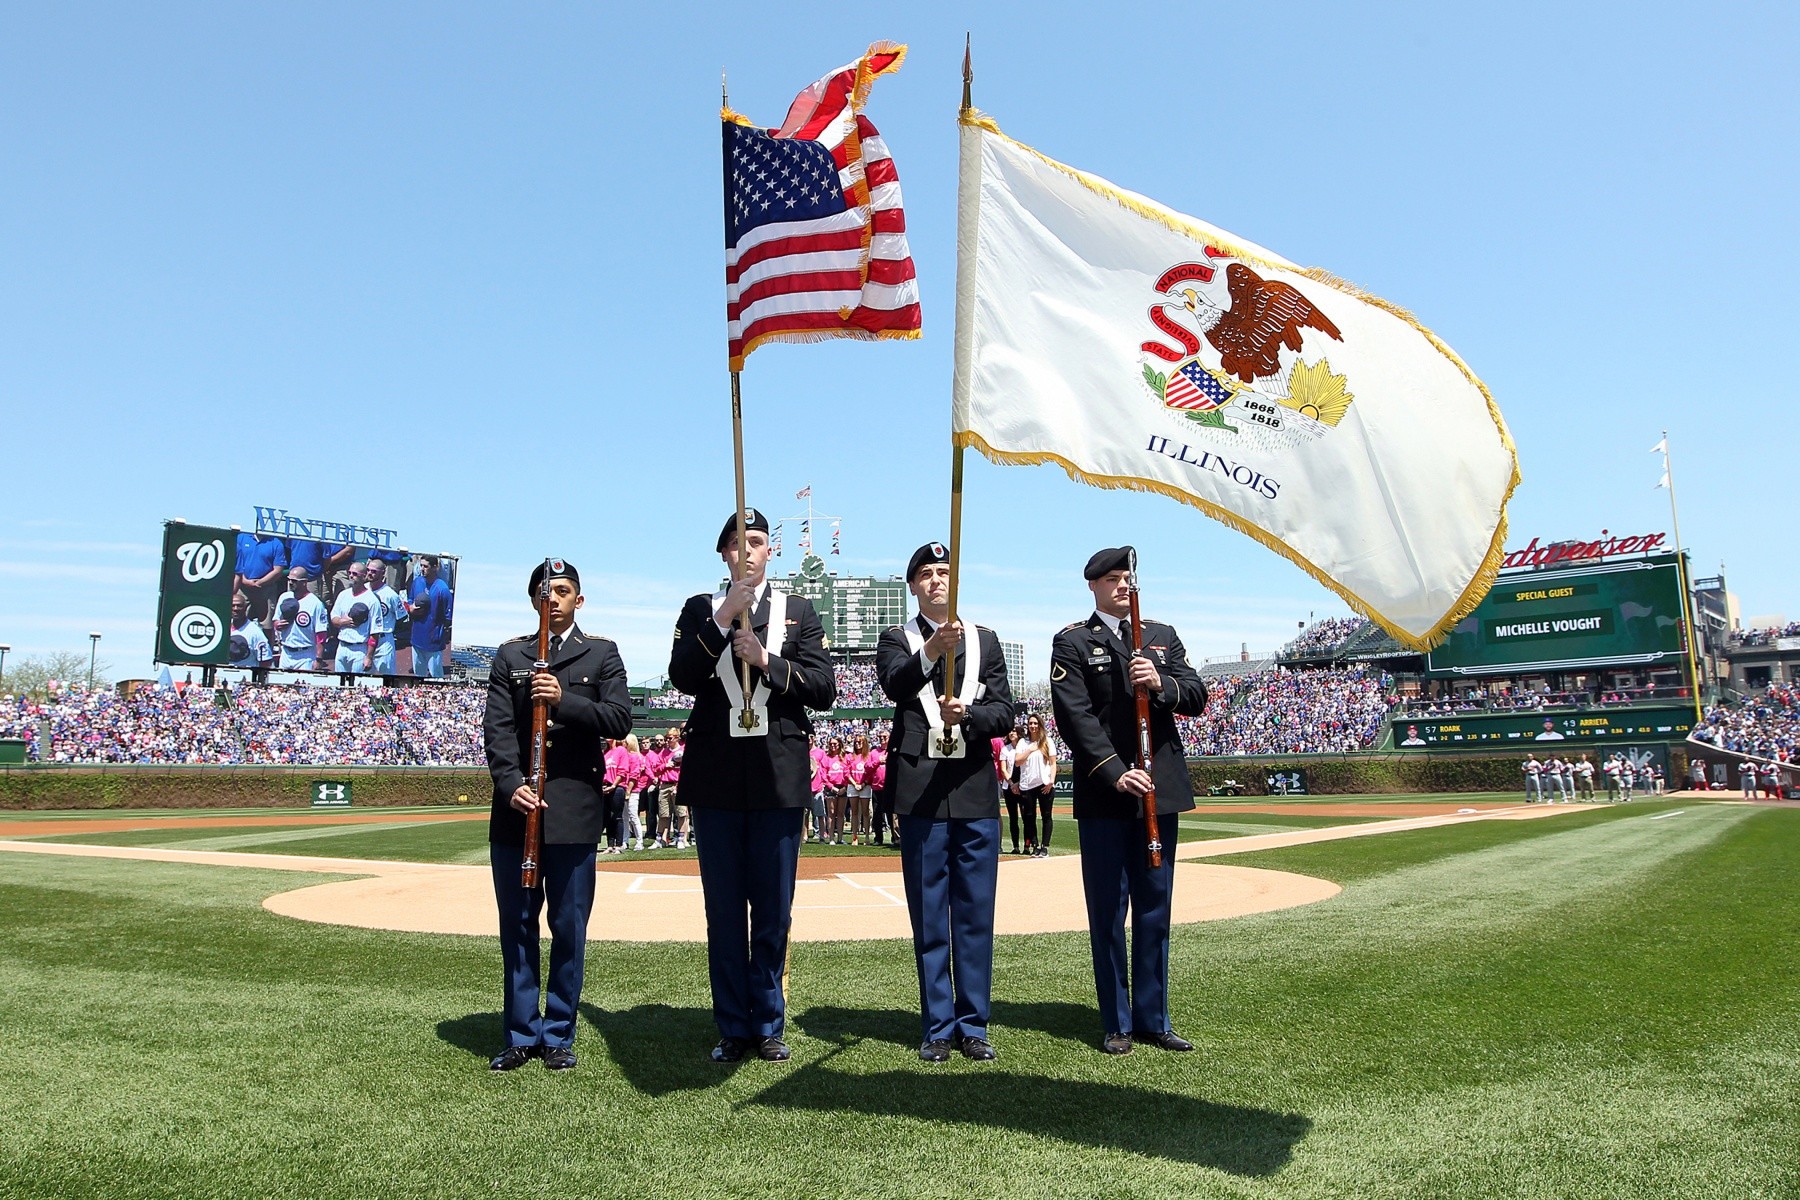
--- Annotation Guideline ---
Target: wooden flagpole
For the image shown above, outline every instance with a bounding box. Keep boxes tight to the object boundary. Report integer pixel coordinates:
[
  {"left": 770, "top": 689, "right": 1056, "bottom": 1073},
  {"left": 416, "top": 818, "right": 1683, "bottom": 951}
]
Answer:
[
  {"left": 938, "top": 37, "right": 973, "bottom": 755},
  {"left": 723, "top": 72, "right": 759, "bottom": 732}
]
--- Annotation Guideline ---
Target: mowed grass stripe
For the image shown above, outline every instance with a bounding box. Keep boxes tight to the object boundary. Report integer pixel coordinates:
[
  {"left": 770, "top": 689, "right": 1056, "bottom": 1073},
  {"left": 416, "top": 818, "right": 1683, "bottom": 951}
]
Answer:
[{"left": 0, "top": 805, "right": 1794, "bottom": 1198}]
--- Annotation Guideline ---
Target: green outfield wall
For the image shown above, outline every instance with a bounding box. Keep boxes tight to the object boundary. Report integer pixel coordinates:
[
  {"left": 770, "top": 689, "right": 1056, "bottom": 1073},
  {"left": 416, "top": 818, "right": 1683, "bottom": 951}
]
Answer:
[{"left": 0, "top": 745, "right": 1692, "bottom": 810}]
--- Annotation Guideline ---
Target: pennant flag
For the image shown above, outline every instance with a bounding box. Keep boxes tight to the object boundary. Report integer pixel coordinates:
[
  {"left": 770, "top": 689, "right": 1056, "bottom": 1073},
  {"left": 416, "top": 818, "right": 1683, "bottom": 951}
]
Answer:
[
  {"left": 723, "top": 44, "right": 921, "bottom": 371},
  {"left": 1650, "top": 437, "right": 1667, "bottom": 455},
  {"left": 950, "top": 113, "right": 1519, "bottom": 649},
  {"left": 1656, "top": 471, "right": 1670, "bottom": 490}
]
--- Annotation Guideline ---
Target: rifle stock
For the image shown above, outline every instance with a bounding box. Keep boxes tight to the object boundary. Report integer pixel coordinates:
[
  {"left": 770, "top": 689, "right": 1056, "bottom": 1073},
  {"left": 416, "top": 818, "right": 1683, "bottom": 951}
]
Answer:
[
  {"left": 1126, "top": 554, "right": 1163, "bottom": 869},
  {"left": 521, "top": 559, "right": 553, "bottom": 890}
]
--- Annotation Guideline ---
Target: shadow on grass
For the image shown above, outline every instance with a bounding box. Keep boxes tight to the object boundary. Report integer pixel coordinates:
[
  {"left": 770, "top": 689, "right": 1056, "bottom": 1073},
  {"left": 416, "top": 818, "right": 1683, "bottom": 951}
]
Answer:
[
  {"left": 796, "top": 1001, "right": 1099, "bottom": 1051},
  {"left": 749, "top": 1062, "right": 1309, "bottom": 1176},
  {"left": 436, "top": 1011, "right": 502, "bottom": 1059},
  {"left": 581, "top": 1002, "right": 735, "bottom": 1095}
]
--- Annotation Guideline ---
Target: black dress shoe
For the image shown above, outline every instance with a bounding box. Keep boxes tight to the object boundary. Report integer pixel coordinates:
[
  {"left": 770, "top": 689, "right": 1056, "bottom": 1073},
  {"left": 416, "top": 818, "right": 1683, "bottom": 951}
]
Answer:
[
  {"left": 1100, "top": 1033, "right": 1134, "bottom": 1056},
  {"left": 919, "top": 1039, "right": 953, "bottom": 1063},
  {"left": 543, "top": 1046, "right": 577, "bottom": 1071},
  {"left": 756, "top": 1036, "right": 791, "bottom": 1062},
  {"left": 1132, "top": 1029, "right": 1194, "bottom": 1052},
  {"left": 959, "top": 1036, "right": 997, "bottom": 1061},
  {"left": 710, "top": 1037, "right": 749, "bottom": 1064},
  {"left": 489, "top": 1045, "right": 540, "bottom": 1071}
]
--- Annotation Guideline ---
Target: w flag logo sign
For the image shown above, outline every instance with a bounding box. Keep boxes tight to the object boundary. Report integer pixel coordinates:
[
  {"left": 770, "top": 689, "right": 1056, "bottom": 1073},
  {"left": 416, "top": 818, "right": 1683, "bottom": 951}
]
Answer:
[{"left": 1164, "top": 360, "right": 1232, "bottom": 411}]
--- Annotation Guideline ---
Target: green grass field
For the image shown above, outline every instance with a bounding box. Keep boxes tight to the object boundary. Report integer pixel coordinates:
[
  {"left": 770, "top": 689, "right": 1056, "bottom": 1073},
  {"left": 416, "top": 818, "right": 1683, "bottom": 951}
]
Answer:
[{"left": 2, "top": 797, "right": 1794, "bottom": 1198}]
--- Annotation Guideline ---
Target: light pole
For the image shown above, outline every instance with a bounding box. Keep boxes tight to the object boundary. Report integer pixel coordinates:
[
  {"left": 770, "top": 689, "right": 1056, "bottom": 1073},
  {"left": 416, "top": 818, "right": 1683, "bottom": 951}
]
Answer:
[
  {"left": 0, "top": 644, "right": 9, "bottom": 691},
  {"left": 88, "top": 632, "right": 102, "bottom": 690}
]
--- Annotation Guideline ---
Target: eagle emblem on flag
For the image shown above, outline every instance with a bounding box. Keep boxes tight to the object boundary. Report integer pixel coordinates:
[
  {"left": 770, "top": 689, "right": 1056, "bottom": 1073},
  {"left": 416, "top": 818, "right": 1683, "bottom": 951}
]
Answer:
[{"left": 1139, "top": 251, "right": 1357, "bottom": 450}]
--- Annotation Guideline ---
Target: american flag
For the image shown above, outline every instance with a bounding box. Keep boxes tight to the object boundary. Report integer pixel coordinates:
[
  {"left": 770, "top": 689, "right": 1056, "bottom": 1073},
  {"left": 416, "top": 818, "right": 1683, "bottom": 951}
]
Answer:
[
  {"left": 724, "top": 44, "right": 921, "bottom": 371},
  {"left": 1163, "top": 359, "right": 1234, "bottom": 411},
  {"left": 795, "top": 484, "right": 811, "bottom": 499}
]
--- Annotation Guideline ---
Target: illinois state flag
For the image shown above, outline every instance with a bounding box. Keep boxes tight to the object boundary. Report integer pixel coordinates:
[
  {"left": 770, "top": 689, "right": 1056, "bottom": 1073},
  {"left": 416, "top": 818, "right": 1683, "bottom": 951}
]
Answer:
[
  {"left": 950, "top": 113, "right": 1519, "bottom": 649},
  {"left": 724, "top": 44, "right": 921, "bottom": 370}
]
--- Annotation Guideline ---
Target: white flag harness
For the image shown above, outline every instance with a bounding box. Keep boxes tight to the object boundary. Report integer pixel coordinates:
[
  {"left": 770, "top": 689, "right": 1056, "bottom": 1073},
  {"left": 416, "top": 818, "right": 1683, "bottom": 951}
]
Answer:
[
  {"left": 903, "top": 619, "right": 982, "bottom": 759},
  {"left": 713, "top": 588, "right": 788, "bottom": 738}
]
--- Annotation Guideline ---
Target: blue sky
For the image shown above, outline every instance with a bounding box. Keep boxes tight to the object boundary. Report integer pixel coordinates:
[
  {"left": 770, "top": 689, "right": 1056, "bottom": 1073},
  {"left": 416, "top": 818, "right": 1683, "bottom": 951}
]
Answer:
[{"left": 4, "top": 2, "right": 1795, "bottom": 684}]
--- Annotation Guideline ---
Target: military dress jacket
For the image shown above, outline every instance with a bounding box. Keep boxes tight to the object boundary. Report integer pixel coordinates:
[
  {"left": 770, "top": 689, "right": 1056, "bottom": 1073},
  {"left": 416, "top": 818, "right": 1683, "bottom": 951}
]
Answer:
[
  {"left": 875, "top": 619, "right": 1017, "bottom": 820},
  {"left": 668, "top": 588, "right": 835, "bottom": 810},
  {"left": 484, "top": 625, "right": 633, "bottom": 845},
  {"left": 1049, "top": 613, "right": 1208, "bottom": 820}
]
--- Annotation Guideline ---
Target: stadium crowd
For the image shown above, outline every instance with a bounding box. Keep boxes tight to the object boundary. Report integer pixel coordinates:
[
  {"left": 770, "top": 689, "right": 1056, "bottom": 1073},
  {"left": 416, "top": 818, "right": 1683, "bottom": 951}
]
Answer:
[
  {"left": 2, "top": 681, "right": 484, "bottom": 766},
  {"left": 1690, "top": 685, "right": 1799, "bottom": 762},
  {"left": 5, "top": 660, "right": 1404, "bottom": 766},
  {"left": 1282, "top": 616, "right": 1363, "bottom": 657},
  {"left": 1731, "top": 622, "right": 1800, "bottom": 647}
]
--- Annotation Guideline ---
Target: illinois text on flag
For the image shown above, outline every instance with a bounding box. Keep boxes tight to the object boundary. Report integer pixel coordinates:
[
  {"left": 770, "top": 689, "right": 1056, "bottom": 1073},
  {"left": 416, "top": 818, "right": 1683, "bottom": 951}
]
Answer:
[
  {"left": 723, "top": 44, "right": 921, "bottom": 370},
  {"left": 950, "top": 112, "right": 1519, "bottom": 649}
]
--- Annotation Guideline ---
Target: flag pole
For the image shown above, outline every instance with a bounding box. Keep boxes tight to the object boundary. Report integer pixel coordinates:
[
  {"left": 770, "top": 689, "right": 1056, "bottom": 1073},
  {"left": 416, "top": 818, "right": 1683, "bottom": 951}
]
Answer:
[
  {"left": 723, "top": 71, "right": 758, "bottom": 732},
  {"left": 938, "top": 36, "right": 974, "bottom": 755},
  {"left": 1659, "top": 431, "right": 1704, "bottom": 728}
]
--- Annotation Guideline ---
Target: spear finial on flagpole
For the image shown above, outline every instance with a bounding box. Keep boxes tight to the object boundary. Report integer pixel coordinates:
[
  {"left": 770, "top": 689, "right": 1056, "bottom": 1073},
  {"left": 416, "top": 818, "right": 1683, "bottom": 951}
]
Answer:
[{"left": 961, "top": 34, "right": 973, "bottom": 115}]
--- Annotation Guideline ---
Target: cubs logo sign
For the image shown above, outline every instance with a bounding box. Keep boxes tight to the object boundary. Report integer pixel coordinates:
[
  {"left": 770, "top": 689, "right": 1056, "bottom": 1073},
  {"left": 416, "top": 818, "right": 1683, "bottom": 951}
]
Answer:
[{"left": 1138, "top": 248, "right": 1355, "bottom": 453}]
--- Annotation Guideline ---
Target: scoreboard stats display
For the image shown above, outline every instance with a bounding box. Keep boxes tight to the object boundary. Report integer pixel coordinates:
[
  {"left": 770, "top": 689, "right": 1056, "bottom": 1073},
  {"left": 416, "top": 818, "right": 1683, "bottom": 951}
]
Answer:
[
  {"left": 1395, "top": 706, "right": 1694, "bottom": 748},
  {"left": 1427, "top": 554, "right": 1686, "bottom": 675}
]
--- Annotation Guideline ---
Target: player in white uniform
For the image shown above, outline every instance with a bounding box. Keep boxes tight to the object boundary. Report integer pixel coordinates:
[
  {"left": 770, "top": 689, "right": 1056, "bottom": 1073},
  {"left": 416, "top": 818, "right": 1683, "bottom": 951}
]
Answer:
[
  {"left": 228, "top": 591, "right": 273, "bottom": 670},
  {"left": 1522, "top": 754, "right": 1542, "bottom": 802},
  {"left": 365, "top": 568, "right": 408, "bottom": 674},
  {"left": 330, "top": 562, "right": 376, "bottom": 673},
  {"left": 275, "top": 567, "right": 330, "bottom": 670}
]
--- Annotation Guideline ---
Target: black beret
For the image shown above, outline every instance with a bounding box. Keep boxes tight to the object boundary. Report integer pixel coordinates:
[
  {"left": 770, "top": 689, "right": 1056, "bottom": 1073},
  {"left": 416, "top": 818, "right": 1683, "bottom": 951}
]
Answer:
[
  {"left": 716, "top": 507, "right": 770, "bottom": 552},
  {"left": 348, "top": 602, "right": 370, "bottom": 625},
  {"left": 906, "top": 541, "right": 951, "bottom": 582},
  {"left": 527, "top": 558, "right": 579, "bottom": 597},
  {"left": 1084, "top": 546, "right": 1135, "bottom": 580}
]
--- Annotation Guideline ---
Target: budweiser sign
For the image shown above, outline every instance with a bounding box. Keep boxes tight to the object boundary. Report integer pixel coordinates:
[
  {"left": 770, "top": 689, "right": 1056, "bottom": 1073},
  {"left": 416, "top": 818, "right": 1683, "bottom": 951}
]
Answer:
[{"left": 1502, "top": 531, "right": 1668, "bottom": 570}]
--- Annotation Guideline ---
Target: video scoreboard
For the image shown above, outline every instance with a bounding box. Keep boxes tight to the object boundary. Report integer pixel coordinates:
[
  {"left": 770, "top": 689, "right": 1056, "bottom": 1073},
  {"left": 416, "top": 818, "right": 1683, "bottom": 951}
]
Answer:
[
  {"left": 1427, "top": 554, "right": 1686, "bottom": 676},
  {"left": 1395, "top": 706, "right": 1695, "bottom": 748}
]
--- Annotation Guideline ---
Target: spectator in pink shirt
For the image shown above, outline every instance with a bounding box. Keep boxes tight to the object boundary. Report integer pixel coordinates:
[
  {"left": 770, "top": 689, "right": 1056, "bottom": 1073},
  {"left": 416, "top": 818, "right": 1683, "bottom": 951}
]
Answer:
[
  {"left": 846, "top": 732, "right": 875, "bottom": 846},
  {"left": 821, "top": 736, "right": 850, "bottom": 845}
]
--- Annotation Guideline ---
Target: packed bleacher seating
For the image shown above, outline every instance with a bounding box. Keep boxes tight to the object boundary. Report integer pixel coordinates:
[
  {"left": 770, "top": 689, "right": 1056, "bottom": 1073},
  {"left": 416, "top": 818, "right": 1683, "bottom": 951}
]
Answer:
[
  {"left": 1731, "top": 622, "right": 1800, "bottom": 647},
  {"left": 3, "top": 661, "right": 1402, "bottom": 766},
  {"left": 2, "top": 681, "right": 484, "bottom": 766},
  {"left": 1281, "top": 616, "right": 1364, "bottom": 658},
  {"left": 1179, "top": 664, "right": 1396, "bottom": 756},
  {"left": 1690, "top": 685, "right": 1799, "bottom": 761}
]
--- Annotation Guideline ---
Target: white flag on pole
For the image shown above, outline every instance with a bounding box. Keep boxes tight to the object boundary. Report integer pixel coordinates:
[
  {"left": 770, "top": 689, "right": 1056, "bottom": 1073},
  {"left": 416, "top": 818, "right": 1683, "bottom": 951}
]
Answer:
[
  {"left": 1650, "top": 437, "right": 1668, "bottom": 455},
  {"left": 950, "top": 113, "right": 1519, "bottom": 649}
]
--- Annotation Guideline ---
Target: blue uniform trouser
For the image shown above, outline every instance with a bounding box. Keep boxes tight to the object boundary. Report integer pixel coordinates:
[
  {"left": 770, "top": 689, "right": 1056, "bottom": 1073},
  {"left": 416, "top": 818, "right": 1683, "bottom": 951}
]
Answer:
[
  {"left": 413, "top": 648, "right": 442, "bottom": 677},
  {"left": 1078, "top": 816, "right": 1178, "bottom": 1037},
  {"left": 900, "top": 815, "right": 999, "bottom": 1044},
  {"left": 490, "top": 840, "right": 597, "bottom": 1051},
  {"left": 691, "top": 806, "right": 803, "bottom": 1041}
]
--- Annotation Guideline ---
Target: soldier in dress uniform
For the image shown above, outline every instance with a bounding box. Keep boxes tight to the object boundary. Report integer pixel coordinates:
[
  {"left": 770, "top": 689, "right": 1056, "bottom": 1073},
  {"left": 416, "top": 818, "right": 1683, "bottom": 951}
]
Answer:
[
  {"left": 1049, "top": 547, "right": 1208, "bottom": 1055},
  {"left": 667, "top": 508, "right": 836, "bottom": 1064},
  {"left": 483, "top": 559, "right": 632, "bottom": 1072},
  {"left": 876, "top": 541, "right": 1016, "bottom": 1062}
]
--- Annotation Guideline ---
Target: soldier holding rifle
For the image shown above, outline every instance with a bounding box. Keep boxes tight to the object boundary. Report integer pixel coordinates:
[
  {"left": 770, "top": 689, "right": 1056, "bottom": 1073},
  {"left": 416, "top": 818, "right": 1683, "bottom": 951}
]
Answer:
[
  {"left": 1050, "top": 547, "right": 1208, "bottom": 1055},
  {"left": 483, "top": 560, "right": 631, "bottom": 1072},
  {"left": 668, "top": 509, "right": 835, "bottom": 1064}
]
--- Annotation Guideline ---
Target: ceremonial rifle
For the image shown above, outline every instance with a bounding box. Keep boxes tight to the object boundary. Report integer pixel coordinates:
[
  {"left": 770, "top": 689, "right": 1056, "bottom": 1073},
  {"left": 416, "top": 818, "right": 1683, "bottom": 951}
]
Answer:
[
  {"left": 521, "top": 558, "right": 553, "bottom": 890},
  {"left": 1125, "top": 549, "right": 1163, "bottom": 869}
]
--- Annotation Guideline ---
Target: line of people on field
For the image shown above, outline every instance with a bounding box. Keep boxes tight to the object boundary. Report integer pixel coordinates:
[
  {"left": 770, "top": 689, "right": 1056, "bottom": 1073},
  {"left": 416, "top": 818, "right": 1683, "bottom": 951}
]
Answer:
[
  {"left": 1522, "top": 751, "right": 1664, "bottom": 802},
  {"left": 481, "top": 518, "right": 1207, "bottom": 1074}
]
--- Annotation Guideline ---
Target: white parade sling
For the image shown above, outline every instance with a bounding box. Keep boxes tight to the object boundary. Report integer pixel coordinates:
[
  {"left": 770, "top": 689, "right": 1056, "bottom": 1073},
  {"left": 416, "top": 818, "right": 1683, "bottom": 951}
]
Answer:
[
  {"left": 713, "top": 589, "right": 788, "bottom": 738},
  {"left": 904, "top": 621, "right": 983, "bottom": 759}
]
